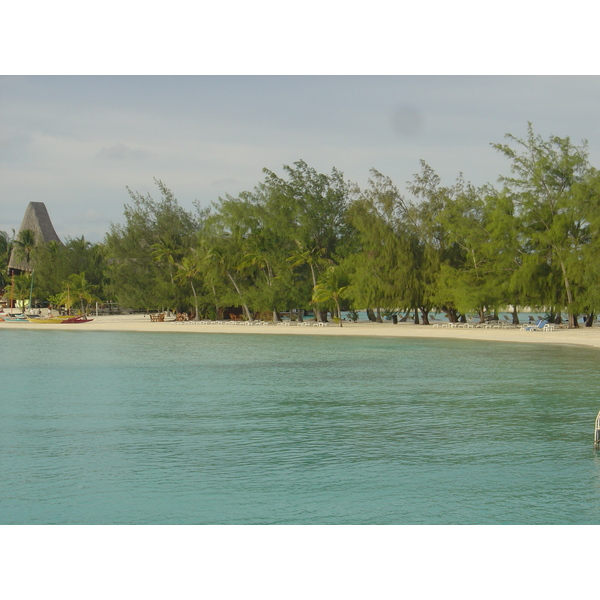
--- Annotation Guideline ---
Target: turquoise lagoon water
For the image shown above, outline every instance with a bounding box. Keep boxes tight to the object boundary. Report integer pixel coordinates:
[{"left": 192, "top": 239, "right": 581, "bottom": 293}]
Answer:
[{"left": 1, "top": 329, "right": 599, "bottom": 524}]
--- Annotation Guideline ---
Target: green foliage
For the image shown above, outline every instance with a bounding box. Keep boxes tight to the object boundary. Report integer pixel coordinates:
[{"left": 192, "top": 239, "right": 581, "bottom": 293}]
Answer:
[
  {"left": 31, "top": 237, "right": 106, "bottom": 304},
  {"left": 3, "top": 272, "right": 32, "bottom": 312},
  {"left": 206, "top": 161, "right": 354, "bottom": 320},
  {"left": 492, "top": 123, "right": 596, "bottom": 326},
  {"left": 346, "top": 170, "right": 413, "bottom": 313},
  {"left": 13, "top": 137, "right": 600, "bottom": 326},
  {"left": 407, "top": 163, "right": 469, "bottom": 321},
  {"left": 174, "top": 251, "right": 203, "bottom": 320},
  {"left": 13, "top": 229, "right": 37, "bottom": 270},
  {"left": 312, "top": 265, "right": 350, "bottom": 326},
  {"left": 346, "top": 308, "right": 359, "bottom": 322},
  {"left": 104, "top": 179, "right": 201, "bottom": 311},
  {"left": 64, "top": 272, "right": 99, "bottom": 314},
  {"left": 0, "top": 230, "right": 15, "bottom": 287}
]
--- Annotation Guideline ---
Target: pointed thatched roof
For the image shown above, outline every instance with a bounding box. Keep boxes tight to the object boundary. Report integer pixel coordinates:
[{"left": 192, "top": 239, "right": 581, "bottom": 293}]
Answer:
[{"left": 8, "top": 202, "right": 63, "bottom": 273}]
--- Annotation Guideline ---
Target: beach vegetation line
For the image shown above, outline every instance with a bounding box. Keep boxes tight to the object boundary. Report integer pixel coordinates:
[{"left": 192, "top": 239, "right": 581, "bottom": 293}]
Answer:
[{"left": 2, "top": 124, "right": 600, "bottom": 328}]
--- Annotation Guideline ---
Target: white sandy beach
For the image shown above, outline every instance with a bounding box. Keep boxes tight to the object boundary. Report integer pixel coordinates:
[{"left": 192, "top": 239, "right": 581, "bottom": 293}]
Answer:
[{"left": 2, "top": 313, "right": 600, "bottom": 350}]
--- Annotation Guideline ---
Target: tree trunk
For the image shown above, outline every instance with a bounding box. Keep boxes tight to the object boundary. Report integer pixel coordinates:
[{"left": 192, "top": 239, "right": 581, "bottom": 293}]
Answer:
[
  {"left": 309, "top": 265, "right": 322, "bottom": 322},
  {"left": 226, "top": 270, "right": 253, "bottom": 321},
  {"left": 272, "top": 310, "right": 282, "bottom": 322},
  {"left": 316, "top": 309, "right": 328, "bottom": 323},
  {"left": 420, "top": 308, "right": 430, "bottom": 325},
  {"left": 210, "top": 284, "right": 219, "bottom": 321},
  {"left": 366, "top": 308, "right": 376, "bottom": 322},
  {"left": 443, "top": 306, "right": 459, "bottom": 323},
  {"left": 190, "top": 281, "right": 200, "bottom": 321},
  {"left": 375, "top": 307, "right": 383, "bottom": 323},
  {"left": 585, "top": 313, "right": 595, "bottom": 327},
  {"left": 512, "top": 306, "right": 520, "bottom": 325},
  {"left": 559, "top": 258, "right": 577, "bottom": 328},
  {"left": 413, "top": 309, "right": 420, "bottom": 325}
]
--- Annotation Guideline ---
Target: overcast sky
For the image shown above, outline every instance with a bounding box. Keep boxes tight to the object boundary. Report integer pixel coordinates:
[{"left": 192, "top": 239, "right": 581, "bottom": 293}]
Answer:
[{"left": 2, "top": 75, "right": 600, "bottom": 243}]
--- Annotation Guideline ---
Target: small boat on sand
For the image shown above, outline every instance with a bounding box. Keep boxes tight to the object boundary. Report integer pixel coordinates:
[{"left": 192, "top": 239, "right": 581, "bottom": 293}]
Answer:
[
  {"left": 61, "top": 316, "right": 93, "bottom": 324},
  {"left": 27, "top": 315, "right": 93, "bottom": 324},
  {"left": 27, "top": 315, "right": 73, "bottom": 323},
  {"left": 2, "top": 314, "right": 28, "bottom": 322}
]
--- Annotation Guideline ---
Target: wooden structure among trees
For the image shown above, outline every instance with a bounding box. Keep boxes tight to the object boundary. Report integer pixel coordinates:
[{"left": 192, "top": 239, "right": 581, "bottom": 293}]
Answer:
[{"left": 8, "top": 202, "right": 62, "bottom": 274}]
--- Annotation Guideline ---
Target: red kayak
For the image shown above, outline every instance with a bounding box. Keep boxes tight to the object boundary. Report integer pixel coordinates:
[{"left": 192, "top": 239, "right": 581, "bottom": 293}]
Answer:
[{"left": 61, "top": 316, "right": 94, "bottom": 324}]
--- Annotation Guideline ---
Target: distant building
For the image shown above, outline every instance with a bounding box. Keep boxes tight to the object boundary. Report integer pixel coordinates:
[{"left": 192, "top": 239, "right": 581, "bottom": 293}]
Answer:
[{"left": 8, "top": 202, "right": 63, "bottom": 274}]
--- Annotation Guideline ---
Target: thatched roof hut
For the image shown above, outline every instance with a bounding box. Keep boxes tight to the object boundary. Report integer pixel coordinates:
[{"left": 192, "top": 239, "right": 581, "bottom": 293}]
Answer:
[{"left": 8, "top": 202, "right": 63, "bottom": 273}]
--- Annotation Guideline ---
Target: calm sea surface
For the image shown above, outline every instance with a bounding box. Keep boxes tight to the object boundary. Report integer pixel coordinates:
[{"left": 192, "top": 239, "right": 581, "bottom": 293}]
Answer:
[{"left": 1, "top": 329, "right": 599, "bottom": 524}]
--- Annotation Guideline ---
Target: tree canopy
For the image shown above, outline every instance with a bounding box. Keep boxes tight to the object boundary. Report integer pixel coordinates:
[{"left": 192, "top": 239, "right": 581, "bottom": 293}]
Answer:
[{"left": 4, "top": 126, "right": 600, "bottom": 326}]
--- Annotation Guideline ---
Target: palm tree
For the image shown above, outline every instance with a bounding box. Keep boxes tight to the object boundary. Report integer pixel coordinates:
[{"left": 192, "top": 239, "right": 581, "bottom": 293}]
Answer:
[
  {"left": 196, "top": 242, "right": 225, "bottom": 319},
  {"left": 240, "top": 249, "right": 281, "bottom": 321},
  {"left": 47, "top": 293, "right": 64, "bottom": 314},
  {"left": 312, "top": 266, "right": 349, "bottom": 327},
  {"left": 175, "top": 251, "right": 202, "bottom": 320},
  {"left": 151, "top": 236, "right": 180, "bottom": 286},
  {"left": 3, "top": 273, "right": 31, "bottom": 313},
  {"left": 66, "top": 236, "right": 92, "bottom": 255},
  {"left": 64, "top": 272, "right": 98, "bottom": 315},
  {"left": 288, "top": 243, "right": 330, "bottom": 321},
  {"left": 13, "top": 229, "right": 37, "bottom": 272},
  {"left": 203, "top": 243, "right": 253, "bottom": 322},
  {"left": 56, "top": 286, "right": 75, "bottom": 314}
]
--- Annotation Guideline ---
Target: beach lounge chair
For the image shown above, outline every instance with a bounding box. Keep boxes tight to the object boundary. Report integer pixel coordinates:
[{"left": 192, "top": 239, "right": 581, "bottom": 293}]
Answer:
[
  {"left": 521, "top": 319, "right": 547, "bottom": 331},
  {"left": 464, "top": 316, "right": 484, "bottom": 328},
  {"left": 501, "top": 316, "right": 517, "bottom": 327}
]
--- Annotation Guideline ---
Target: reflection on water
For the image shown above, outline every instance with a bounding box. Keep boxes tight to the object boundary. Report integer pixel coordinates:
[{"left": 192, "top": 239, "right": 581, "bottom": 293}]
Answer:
[{"left": 1, "top": 331, "right": 599, "bottom": 524}]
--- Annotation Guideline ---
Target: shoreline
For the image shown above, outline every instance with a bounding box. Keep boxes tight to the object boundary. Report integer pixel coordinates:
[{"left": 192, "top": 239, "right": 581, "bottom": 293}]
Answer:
[{"left": 2, "top": 314, "right": 600, "bottom": 350}]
